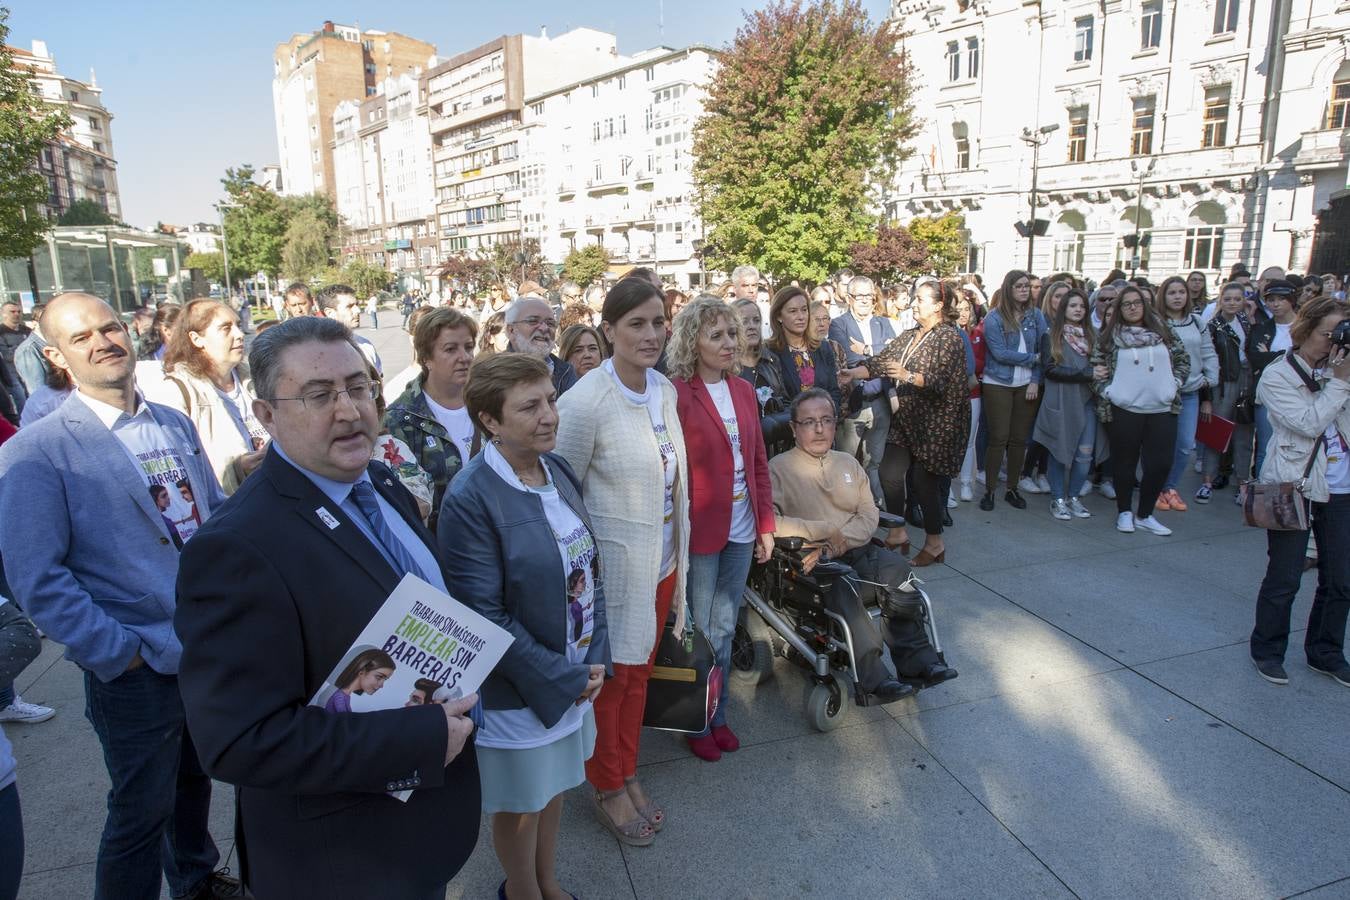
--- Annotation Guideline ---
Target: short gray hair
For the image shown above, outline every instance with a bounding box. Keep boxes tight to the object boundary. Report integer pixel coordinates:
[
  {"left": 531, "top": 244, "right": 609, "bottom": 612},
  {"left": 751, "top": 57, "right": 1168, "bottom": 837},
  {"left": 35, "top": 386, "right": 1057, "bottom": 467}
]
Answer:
[
  {"left": 249, "top": 315, "right": 360, "bottom": 402},
  {"left": 847, "top": 275, "right": 874, "bottom": 295},
  {"left": 504, "top": 296, "right": 549, "bottom": 325},
  {"left": 731, "top": 265, "right": 760, "bottom": 285}
]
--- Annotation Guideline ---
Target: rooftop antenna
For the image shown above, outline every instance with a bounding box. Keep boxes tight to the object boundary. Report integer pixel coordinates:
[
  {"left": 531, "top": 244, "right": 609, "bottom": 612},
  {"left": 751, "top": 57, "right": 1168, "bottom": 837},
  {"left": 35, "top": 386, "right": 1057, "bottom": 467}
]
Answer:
[{"left": 659, "top": 0, "right": 664, "bottom": 39}]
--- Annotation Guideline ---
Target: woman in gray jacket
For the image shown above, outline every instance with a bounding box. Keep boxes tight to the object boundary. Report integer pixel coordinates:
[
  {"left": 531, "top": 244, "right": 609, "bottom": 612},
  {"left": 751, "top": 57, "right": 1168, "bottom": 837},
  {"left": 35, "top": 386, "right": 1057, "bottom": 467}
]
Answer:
[
  {"left": 1034, "top": 289, "right": 1099, "bottom": 521},
  {"left": 1156, "top": 276, "right": 1218, "bottom": 512},
  {"left": 439, "top": 354, "right": 611, "bottom": 899}
]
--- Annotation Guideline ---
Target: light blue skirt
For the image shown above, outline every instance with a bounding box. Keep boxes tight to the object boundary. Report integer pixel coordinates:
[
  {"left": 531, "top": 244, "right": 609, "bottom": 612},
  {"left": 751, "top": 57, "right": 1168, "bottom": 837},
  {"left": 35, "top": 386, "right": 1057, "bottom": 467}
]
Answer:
[{"left": 477, "top": 707, "right": 597, "bottom": 814}]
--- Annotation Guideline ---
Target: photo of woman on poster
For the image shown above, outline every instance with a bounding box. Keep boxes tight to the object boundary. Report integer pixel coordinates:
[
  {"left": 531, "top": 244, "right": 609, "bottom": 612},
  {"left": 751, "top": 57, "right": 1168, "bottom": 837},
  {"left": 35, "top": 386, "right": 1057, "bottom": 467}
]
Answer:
[{"left": 325, "top": 648, "right": 397, "bottom": 713}]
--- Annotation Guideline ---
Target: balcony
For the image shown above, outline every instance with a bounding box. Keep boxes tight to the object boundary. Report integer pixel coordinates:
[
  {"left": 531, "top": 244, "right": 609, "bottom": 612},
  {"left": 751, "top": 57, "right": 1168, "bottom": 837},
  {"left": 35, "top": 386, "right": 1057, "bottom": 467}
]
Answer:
[
  {"left": 586, "top": 176, "right": 628, "bottom": 196},
  {"left": 1292, "top": 128, "right": 1350, "bottom": 173}
]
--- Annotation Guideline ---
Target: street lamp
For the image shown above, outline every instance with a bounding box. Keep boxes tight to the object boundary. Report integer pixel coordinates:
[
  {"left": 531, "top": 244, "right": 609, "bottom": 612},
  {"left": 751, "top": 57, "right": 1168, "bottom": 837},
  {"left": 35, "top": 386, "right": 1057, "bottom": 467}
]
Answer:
[
  {"left": 1125, "top": 157, "right": 1157, "bottom": 278},
  {"left": 1019, "top": 123, "right": 1060, "bottom": 271},
  {"left": 215, "top": 201, "right": 239, "bottom": 301}
]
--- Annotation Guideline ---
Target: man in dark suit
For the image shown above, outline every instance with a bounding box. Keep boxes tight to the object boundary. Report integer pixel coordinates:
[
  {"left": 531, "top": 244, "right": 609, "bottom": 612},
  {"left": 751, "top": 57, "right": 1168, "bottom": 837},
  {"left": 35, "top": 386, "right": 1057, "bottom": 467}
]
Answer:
[
  {"left": 175, "top": 316, "right": 480, "bottom": 900},
  {"left": 828, "top": 275, "right": 896, "bottom": 504}
]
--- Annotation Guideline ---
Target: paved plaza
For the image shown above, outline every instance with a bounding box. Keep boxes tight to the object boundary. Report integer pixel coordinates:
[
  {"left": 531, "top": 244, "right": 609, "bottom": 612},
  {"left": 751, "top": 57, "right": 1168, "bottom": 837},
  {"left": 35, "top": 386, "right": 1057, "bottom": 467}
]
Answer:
[{"left": 10, "top": 321, "right": 1350, "bottom": 899}]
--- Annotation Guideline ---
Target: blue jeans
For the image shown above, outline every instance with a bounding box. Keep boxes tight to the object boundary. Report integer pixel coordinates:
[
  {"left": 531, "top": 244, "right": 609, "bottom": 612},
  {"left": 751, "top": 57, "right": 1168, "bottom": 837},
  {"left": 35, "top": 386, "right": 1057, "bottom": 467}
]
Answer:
[
  {"left": 686, "top": 540, "right": 755, "bottom": 732},
  {"left": 83, "top": 666, "right": 219, "bottom": 900},
  {"left": 0, "top": 783, "right": 20, "bottom": 900},
  {"left": 1254, "top": 404, "right": 1273, "bottom": 478},
  {"left": 1163, "top": 391, "right": 1200, "bottom": 491},
  {"left": 1047, "top": 401, "right": 1096, "bottom": 500},
  {"left": 1252, "top": 494, "right": 1350, "bottom": 669}
]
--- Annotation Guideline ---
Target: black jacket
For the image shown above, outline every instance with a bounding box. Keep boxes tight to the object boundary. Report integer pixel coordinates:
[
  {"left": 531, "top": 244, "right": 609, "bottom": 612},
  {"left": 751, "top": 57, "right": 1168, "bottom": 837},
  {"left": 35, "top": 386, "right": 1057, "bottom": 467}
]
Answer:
[{"left": 175, "top": 450, "right": 479, "bottom": 899}]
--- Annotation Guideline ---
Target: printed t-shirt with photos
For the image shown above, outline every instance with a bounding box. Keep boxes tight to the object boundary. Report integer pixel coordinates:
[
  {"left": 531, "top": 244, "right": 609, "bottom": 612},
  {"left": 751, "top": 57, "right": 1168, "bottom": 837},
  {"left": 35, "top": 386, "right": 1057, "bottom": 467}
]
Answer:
[
  {"left": 604, "top": 359, "right": 678, "bottom": 577},
  {"left": 705, "top": 377, "right": 756, "bottom": 543}
]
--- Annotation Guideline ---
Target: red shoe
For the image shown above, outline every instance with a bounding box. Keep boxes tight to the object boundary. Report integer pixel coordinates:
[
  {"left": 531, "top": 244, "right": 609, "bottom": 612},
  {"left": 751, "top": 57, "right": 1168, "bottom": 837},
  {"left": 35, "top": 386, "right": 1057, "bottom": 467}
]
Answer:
[
  {"left": 711, "top": 724, "right": 740, "bottom": 752},
  {"left": 687, "top": 733, "right": 722, "bottom": 761}
]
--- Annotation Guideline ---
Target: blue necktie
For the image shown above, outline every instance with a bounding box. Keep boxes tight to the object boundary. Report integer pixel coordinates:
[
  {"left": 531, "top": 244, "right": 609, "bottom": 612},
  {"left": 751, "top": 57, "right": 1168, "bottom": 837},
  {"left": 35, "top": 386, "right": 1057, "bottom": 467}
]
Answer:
[{"left": 349, "top": 481, "right": 433, "bottom": 584}]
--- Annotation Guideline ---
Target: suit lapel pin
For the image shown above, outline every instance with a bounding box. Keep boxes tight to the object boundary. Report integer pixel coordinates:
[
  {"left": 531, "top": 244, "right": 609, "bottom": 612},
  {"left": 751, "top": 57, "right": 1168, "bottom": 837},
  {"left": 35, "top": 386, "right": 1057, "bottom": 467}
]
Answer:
[{"left": 316, "top": 506, "right": 340, "bottom": 530}]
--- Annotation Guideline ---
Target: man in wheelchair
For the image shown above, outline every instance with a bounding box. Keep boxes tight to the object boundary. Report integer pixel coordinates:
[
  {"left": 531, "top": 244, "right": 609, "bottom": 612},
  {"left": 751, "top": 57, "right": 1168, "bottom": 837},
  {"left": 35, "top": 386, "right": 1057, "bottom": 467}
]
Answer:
[{"left": 768, "top": 388, "right": 957, "bottom": 703}]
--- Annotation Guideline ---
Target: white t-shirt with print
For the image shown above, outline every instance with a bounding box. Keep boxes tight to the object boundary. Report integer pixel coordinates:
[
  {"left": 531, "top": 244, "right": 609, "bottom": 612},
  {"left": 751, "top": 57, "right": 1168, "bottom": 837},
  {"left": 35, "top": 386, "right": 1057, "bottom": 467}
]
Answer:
[
  {"left": 217, "top": 373, "right": 268, "bottom": 450},
  {"left": 475, "top": 444, "right": 594, "bottom": 749},
  {"left": 705, "top": 378, "right": 756, "bottom": 544},
  {"left": 423, "top": 392, "right": 475, "bottom": 461},
  {"left": 604, "top": 360, "right": 678, "bottom": 577},
  {"left": 1271, "top": 322, "right": 1293, "bottom": 354},
  {"left": 1324, "top": 425, "right": 1350, "bottom": 495}
]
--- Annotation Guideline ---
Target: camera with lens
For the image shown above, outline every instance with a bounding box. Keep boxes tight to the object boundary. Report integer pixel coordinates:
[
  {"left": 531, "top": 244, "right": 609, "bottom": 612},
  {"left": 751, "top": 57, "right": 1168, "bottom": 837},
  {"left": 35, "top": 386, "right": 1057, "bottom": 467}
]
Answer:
[{"left": 1332, "top": 319, "right": 1350, "bottom": 352}]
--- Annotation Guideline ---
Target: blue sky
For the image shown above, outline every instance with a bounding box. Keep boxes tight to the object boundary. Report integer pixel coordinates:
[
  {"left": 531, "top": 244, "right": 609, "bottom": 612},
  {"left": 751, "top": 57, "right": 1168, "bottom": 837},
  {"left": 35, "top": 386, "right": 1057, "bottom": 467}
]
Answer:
[{"left": 9, "top": 0, "right": 890, "bottom": 229}]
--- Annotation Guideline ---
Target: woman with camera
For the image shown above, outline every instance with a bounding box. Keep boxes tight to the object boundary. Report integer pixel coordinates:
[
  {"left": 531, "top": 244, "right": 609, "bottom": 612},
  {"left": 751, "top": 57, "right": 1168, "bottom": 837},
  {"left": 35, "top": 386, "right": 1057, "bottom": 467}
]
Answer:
[{"left": 1249, "top": 296, "right": 1350, "bottom": 688}]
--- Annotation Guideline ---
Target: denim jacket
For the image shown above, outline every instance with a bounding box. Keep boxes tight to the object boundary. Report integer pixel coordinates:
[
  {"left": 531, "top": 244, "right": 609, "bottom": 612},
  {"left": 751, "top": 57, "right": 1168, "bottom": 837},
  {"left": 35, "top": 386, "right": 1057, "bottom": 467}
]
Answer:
[{"left": 982, "top": 308, "right": 1048, "bottom": 386}]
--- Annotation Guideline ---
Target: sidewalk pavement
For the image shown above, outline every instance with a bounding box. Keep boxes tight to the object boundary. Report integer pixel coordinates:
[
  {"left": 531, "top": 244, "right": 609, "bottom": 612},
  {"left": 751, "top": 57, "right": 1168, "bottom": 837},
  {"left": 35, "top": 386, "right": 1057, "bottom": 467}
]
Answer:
[{"left": 11, "top": 323, "right": 1350, "bottom": 898}]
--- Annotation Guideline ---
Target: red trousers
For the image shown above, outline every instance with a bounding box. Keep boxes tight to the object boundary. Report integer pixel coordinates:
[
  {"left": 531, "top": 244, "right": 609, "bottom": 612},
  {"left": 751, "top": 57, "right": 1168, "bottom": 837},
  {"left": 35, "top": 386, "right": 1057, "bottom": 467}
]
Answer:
[{"left": 585, "top": 572, "right": 677, "bottom": 791}]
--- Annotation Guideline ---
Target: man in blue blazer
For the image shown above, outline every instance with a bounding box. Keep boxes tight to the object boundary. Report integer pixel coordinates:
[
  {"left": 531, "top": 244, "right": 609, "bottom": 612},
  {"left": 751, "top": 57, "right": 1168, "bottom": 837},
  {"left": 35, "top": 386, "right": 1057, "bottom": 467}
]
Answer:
[
  {"left": 828, "top": 276, "right": 896, "bottom": 504},
  {"left": 175, "top": 316, "right": 480, "bottom": 900},
  {"left": 0, "top": 293, "right": 237, "bottom": 900}
]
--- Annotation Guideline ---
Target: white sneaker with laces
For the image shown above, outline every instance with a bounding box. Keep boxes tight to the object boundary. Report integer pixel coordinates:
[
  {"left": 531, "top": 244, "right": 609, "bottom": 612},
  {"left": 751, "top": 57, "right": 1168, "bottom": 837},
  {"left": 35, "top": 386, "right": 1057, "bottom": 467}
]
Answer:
[
  {"left": 1035, "top": 473, "right": 1052, "bottom": 494},
  {"left": 1078, "top": 481, "right": 1094, "bottom": 495},
  {"left": 959, "top": 481, "right": 974, "bottom": 502},
  {"left": 1116, "top": 511, "right": 1135, "bottom": 533},
  {"left": 1100, "top": 481, "right": 1117, "bottom": 500},
  {"left": 1018, "top": 475, "right": 1046, "bottom": 495},
  {"left": 947, "top": 491, "right": 958, "bottom": 509},
  {"left": 0, "top": 696, "right": 55, "bottom": 724},
  {"left": 1050, "top": 499, "right": 1072, "bottom": 521},
  {"left": 1134, "top": 515, "right": 1173, "bottom": 536},
  {"left": 1069, "top": 497, "right": 1092, "bottom": 518}
]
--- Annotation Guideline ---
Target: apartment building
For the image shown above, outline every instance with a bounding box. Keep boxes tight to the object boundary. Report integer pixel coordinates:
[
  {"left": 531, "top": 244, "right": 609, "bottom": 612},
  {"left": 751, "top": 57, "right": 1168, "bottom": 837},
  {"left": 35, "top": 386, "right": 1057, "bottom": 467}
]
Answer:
[
  {"left": 888, "top": 0, "right": 1350, "bottom": 279},
  {"left": 519, "top": 45, "right": 717, "bottom": 288},
  {"left": 273, "top": 20, "right": 435, "bottom": 199}
]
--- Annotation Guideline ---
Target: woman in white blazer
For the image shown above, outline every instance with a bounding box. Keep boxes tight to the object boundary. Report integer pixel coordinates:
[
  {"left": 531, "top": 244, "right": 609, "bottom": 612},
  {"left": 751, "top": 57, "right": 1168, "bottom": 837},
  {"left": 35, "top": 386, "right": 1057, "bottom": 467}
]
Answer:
[
  {"left": 147, "top": 298, "right": 267, "bottom": 494},
  {"left": 556, "top": 278, "right": 690, "bottom": 848}
]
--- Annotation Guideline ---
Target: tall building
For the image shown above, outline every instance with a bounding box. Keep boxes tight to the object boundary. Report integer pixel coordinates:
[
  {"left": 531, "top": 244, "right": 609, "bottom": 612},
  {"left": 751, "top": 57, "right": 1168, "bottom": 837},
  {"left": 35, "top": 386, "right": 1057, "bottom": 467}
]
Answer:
[
  {"left": 272, "top": 21, "right": 435, "bottom": 199},
  {"left": 332, "top": 72, "right": 438, "bottom": 282},
  {"left": 519, "top": 46, "right": 717, "bottom": 288},
  {"left": 424, "top": 28, "right": 622, "bottom": 259},
  {"left": 11, "top": 40, "right": 121, "bottom": 222},
  {"left": 887, "top": 0, "right": 1350, "bottom": 280}
]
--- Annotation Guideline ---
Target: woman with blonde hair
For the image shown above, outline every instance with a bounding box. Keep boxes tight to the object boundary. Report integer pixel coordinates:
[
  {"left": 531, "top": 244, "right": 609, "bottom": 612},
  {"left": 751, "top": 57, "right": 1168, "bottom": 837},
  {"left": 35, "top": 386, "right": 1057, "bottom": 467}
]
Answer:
[
  {"left": 149, "top": 298, "right": 266, "bottom": 493},
  {"left": 668, "top": 296, "right": 775, "bottom": 761},
  {"left": 558, "top": 323, "right": 605, "bottom": 380}
]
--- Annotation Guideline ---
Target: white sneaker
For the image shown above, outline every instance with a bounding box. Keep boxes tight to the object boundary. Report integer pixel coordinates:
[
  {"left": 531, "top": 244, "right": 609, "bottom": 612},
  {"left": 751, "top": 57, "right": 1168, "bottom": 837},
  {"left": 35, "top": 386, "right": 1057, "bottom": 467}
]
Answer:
[
  {"left": 1050, "top": 498, "right": 1072, "bottom": 520},
  {"left": 1018, "top": 475, "right": 1046, "bottom": 495},
  {"left": 1078, "top": 480, "right": 1094, "bottom": 495},
  {"left": 1194, "top": 458, "right": 1203, "bottom": 474},
  {"left": 1035, "top": 473, "right": 1052, "bottom": 494},
  {"left": 959, "top": 481, "right": 974, "bottom": 502},
  {"left": 1134, "top": 515, "right": 1173, "bottom": 536},
  {"left": 1116, "top": 511, "right": 1135, "bottom": 533},
  {"left": 1069, "top": 497, "right": 1092, "bottom": 518},
  {"left": 1100, "top": 481, "right": 1117, "bottom": 500},
  {"left": 947, "top": 491, "right": 958, "bottom": 509},
  {"left": 0, "top": 696, "right": 55, "bottom": 724},
  {"left": 975, "top": 470, "right": 986, "bottom": 486}
]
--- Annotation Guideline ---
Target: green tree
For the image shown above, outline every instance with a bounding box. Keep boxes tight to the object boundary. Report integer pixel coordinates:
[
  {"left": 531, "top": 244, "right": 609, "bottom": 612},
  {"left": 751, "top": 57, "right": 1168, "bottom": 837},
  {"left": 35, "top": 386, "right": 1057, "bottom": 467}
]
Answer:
[
  {"left": 439, "top": 252, "right": 492, "bottom": 294},
  {"left": 0, "top": 8, "right": 73, "bottom": 258},
  {"left": 57, "top": 197, "right": 116, "bottom": 226},
  {"left": 281, "top": 208, "right": 333, "bottom": 282},
  {"left": 692, "top": 0, "right": 917, "bottom": 283},
  {"left": 220, "top": 165, "right": 287, "bottom": 278},
  {"left": 908, "top": 213, "right": 966, "bottom": 276},
  {"left": 184, "top": 252, "right": 224, "bottom": 284},
  {"left": 561, "top": 244, "right": 609, "bottom": 288},
  {"left": 329, "top": 257, "right": 389, "bottom": 298},
  {"left": 849, "top": 224, "right": 930, "bottom": 284}
]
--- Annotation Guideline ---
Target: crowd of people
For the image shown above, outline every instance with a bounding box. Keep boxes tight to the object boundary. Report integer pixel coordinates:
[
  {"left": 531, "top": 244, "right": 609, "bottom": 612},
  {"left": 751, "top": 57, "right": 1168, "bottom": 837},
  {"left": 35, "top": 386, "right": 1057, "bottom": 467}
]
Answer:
[{"left": 0, "top": 256, "right": 1345, "bottom": 900}]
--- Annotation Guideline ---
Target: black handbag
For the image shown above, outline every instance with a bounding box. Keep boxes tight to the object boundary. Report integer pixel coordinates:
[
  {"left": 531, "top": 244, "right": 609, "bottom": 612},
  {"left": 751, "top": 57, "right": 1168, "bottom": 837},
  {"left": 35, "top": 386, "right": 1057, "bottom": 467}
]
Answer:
[{"left": 642, "top": 606, "right": 723, "bottom": 733}]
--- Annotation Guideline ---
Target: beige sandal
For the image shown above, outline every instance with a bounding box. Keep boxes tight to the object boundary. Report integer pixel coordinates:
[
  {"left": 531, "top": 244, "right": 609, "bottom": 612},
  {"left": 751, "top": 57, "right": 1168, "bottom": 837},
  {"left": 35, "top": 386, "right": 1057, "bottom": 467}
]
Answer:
[
  {"left": 592, "top": 789, "right": 655, "bottom": 846},
  {"left": 624, "top": 776, "right": 664, "bottom": 832}
]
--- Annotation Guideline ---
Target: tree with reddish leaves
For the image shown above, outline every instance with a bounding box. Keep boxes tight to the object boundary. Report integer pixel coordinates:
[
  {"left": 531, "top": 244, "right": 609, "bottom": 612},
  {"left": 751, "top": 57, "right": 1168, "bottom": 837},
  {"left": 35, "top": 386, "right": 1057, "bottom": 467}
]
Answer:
[
  {"left": 693, "top": 0, "right": 917, "bottom": 284},
  {"left": 849, "top": 224, "right": 929, "bottom": 284}
]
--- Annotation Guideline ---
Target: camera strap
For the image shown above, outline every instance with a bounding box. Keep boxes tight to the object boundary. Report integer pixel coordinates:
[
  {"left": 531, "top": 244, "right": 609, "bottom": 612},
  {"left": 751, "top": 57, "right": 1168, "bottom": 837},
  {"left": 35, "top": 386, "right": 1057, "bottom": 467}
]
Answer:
[{"left": 1287, "top": 351, "right": 1320, "bottom": 394}]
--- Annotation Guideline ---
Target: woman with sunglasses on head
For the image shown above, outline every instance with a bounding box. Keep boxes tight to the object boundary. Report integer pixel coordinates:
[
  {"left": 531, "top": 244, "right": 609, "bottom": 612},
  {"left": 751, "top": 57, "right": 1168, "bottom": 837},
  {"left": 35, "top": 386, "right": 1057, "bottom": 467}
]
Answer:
[
  {"left": 1249, "top": 295, "right": 1350, "bottom": 689},
  {"left": 1155, "top": 275, "right": 1219, "bottom": 512},
  {"left": 1034, "top": 289, "right": 1099, "bottom": 520},
  {"left": 978, "top": 270, "right": 1048, "bottom": 511},
  {"left": 555, "top": 278, "right": 690, "bottom": 846},
  {"left": 1196, "top": 281, "right": 1256, "bottom": 502},
  {"left": 1090, "top": 285, "right": 1190, "bottom": 535}
]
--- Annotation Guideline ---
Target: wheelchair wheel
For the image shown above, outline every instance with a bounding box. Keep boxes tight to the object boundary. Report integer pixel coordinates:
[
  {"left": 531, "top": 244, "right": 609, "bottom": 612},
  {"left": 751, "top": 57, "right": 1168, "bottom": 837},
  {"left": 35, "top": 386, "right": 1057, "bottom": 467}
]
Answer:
[
  {"left": 730, "top": 606, "right": 775, "bottom": 685},
  {"left": 806, "top": 677, "right": 846, "bottom": 732}
]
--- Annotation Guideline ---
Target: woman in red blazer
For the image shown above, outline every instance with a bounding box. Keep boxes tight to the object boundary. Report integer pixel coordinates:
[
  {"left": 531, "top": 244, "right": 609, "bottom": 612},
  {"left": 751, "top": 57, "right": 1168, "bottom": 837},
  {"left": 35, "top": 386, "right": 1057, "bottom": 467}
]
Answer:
[{"left": 670, "top": 296, "right": 775, "bottom": 762}]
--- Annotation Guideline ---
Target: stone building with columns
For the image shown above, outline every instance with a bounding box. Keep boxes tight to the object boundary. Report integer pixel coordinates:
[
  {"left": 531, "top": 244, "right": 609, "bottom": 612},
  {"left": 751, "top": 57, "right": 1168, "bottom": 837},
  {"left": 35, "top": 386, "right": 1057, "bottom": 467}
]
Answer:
[{"left": 887, "top": 0, "right": 1350, "bottom": 283}]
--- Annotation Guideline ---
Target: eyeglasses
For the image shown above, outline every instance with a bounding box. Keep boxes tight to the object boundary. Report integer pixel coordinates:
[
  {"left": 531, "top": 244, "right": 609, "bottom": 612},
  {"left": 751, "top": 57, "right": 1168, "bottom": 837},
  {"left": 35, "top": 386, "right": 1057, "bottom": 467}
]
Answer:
[
  {"left": 792, "top": 416, "right": 837, "bottom": 430},
  {"left": 517, "top": 316, "right": 558, "bottom": 330},
  {"left": 1119, "top": 300, "right": 1144, "bottom": 310},
  {"left": 267, "top": 380, "right": 375, "bottom": 411},
  {"left": 852, "top": 293, "right": 875, "bottom": 300}
]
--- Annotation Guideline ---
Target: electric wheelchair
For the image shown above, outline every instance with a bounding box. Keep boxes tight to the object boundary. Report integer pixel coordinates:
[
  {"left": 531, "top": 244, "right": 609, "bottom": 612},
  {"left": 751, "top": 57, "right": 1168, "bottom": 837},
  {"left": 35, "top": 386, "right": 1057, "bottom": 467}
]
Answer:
[{"left": 729, "top": 512, "right": 955, "bottom": 732}]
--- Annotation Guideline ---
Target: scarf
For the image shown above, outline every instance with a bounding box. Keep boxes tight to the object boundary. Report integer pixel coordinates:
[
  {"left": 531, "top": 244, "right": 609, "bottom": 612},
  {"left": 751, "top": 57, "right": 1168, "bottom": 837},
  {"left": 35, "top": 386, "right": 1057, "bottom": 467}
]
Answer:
[
  {"left": 1062, "top": 324, "right": 1089, "bottom": 357},
  {"left": 1114, "top": 325, "right": 1163, "bottom": 349}
]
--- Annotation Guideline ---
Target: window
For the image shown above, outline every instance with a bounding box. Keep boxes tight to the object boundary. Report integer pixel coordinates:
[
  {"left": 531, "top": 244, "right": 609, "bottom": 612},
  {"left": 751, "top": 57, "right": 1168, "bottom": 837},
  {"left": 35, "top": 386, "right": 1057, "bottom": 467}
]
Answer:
[
  {"left": 530, "top": 102, "right": 544, "bottom": 115},
  {"left": 1213, "top": 0, "right": 1239, "bottom": 35},
  {"left": 1141, "top": 1, "right": 1163, "bottom": 50},
  {"left": 92, "top": 141, "right": 102, "bottom": 153},
  {"left": 1329, "top": 62, "right": 1350, "bottom": 130},
  {"left": 946, "top": 42, "right": 961, "bottom": 82},
  {"left": 90, "top": 118, "right": 102, "bottom": 132},
  {"left": 69, "top": 90, "right": 79, "bottom": 102},
  {"left": 591, "top": 84, "right": 599, "bottom": 98},
  {"left": 1067, "top": 106, "right": 1089, "bottom": 162},
  {"left": 955, "top": 136, "right": 971, "bottom": 170},
  {"left": 1183, "top": 202, "right": 1228, "bottom": 269},
  {"left": 1131, "top": 96, "right": 1156, "bottom": 156},
  {"left": 1202, "top": 85, "right": 1231, "bottom": 148},
  {"left": 645, "top": 67, "right": 654, "bottom": 82},
  {"left": 1052, "top": 212, "right": 1087, "bottom": 275},
  {"left": 966, "top": 37, "right": 980, "bottom": 79},
  {"left": 1074, "top": 17, "right": 1094, "bottom": 63},
  {"left": 1116, "top": 209, "right": 1153, "bottom": 273},
  {"left": 617, "top": 75, "right": 625, "bottom": 90}
]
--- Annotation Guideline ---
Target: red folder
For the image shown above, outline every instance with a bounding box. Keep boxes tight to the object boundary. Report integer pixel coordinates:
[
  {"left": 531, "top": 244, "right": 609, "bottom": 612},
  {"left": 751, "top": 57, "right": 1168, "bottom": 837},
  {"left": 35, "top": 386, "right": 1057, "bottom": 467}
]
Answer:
[{"left": 1196, "top": 414, "right": 1236, "bottom": 454}]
